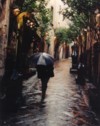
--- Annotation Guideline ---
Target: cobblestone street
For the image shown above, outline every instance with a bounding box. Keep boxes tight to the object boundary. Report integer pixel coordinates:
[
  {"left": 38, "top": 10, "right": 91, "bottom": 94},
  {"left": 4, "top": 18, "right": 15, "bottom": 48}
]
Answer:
[{"left": 2, "top": 59, "right": 100, "bottom": 126}]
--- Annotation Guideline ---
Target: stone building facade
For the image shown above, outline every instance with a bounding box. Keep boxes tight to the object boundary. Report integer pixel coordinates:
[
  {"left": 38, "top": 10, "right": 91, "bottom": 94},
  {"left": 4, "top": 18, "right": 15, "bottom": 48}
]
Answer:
[
  {"left": 46, "top": 0, "right": 71, "bottom": 57},
  {"left": 47, "top": 0, "right": 70, "bottom": 28}
]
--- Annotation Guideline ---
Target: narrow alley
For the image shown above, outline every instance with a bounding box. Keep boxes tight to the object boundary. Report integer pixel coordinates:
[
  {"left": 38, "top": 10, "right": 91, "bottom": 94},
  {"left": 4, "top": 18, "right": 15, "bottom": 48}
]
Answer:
[{"left": 2, "top": 59, "right": 100, "bottom": 126}]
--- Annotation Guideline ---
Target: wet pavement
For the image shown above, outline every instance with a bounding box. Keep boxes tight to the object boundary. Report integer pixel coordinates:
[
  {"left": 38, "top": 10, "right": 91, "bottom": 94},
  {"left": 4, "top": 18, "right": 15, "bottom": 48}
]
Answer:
[{"left": 1, "top": 59, "right": 100, "bottom": 126}]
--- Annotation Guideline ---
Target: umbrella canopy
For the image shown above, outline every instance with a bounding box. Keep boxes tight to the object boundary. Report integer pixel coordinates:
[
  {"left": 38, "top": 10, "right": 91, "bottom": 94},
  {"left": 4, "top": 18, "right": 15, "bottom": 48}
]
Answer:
[{"left": 29, "top": 52, "right": 54, "bottom": 66}]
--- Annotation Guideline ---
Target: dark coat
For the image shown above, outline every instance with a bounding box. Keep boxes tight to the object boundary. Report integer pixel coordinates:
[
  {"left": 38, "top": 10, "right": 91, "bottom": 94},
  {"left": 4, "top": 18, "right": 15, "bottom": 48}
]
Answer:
[{"left": 36, "top": 65, "right": 54, "bottom": 79}]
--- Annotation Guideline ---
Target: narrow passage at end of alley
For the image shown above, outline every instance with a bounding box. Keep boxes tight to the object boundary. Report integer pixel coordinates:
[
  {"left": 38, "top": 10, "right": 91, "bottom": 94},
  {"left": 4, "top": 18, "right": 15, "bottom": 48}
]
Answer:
[{"left": 1, "top": 59, "right": 100, "bottom": 126}]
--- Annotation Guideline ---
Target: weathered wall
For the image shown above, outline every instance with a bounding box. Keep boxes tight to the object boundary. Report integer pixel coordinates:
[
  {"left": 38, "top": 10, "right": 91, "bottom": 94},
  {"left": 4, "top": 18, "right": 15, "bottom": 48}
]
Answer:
[
  {"left": 0, "top": 0, "right": 10, "bottom": 77},
  {"left": 47, "top": 0, "right": 71, "bottom": 29}
]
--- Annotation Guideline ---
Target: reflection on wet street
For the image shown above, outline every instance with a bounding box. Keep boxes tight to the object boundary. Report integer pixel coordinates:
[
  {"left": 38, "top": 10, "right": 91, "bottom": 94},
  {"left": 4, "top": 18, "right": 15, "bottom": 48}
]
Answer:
[{"left": 3, "top": 59, "right": 100, "bottom": 126}]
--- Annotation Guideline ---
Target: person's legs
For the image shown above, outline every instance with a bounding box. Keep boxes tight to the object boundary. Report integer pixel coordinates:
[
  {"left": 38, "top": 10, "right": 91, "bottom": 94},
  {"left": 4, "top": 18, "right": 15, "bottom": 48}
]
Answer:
[{"left": 41, "top": 77, "right": 50, "bottom": 101}]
